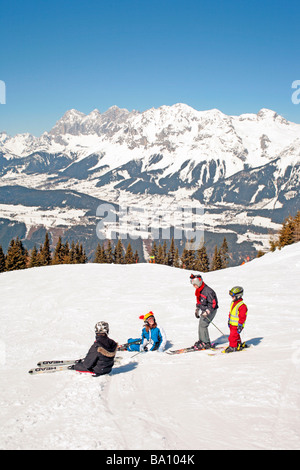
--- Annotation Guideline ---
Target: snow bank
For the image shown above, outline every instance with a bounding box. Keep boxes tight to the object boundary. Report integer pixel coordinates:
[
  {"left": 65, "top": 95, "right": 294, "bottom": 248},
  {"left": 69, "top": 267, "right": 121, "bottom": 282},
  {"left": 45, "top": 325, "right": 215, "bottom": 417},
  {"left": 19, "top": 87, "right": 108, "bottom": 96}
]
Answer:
[{"left": 0, "top": 243, "right": 300, "bottom": 450}]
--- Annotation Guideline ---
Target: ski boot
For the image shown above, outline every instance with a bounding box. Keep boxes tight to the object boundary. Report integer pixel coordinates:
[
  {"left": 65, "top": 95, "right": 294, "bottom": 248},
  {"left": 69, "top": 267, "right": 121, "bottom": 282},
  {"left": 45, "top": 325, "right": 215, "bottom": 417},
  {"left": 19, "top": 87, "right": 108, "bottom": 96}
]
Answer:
[
  {"left": 194, "top": 341, "right": 211, "bottom": 350},
  {"left": 223, "top": 346, "right": 237, "bottom": 354}
]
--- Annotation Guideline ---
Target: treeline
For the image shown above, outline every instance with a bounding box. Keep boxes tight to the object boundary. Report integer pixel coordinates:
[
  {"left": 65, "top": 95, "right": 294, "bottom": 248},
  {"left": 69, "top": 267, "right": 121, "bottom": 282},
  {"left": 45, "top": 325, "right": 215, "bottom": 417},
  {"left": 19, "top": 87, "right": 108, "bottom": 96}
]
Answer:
[
  {"left": 148, "top": 237, "right": 229, "bottom": 271},
  {"left": 0, "top": 233, "right": 87, "bottom": 273},
  {"left": 94, "top": 239, "right": 139, "bottom": 264},
  {"left": 0, "top": 233, "right": 230, "bottom": 274},
  {"left": 269, "top": 211, "right": 300, "bottom": 251}
]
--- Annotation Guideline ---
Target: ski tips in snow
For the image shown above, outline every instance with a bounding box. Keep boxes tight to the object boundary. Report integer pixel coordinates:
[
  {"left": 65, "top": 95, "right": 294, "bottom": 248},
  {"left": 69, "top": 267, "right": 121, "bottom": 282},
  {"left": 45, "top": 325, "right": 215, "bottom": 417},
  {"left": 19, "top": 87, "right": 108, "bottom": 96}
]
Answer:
[
  {"left": 28, "top": 365, "right": 72, "bottom": 375},
  {"left": 29, "top": 358, "right": 81, "bottom": 375}
]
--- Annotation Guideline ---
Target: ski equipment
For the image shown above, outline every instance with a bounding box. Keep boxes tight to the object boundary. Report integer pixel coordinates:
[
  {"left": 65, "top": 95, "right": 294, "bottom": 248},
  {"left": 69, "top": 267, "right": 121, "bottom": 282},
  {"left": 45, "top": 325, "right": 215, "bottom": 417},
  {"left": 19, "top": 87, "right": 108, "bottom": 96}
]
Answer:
[
  {"left": 190, "top": 274, "right": 203, "bottom": 287},
  {"left": 117, "top": 339, "right": 142, "bottom": 351},
  {"left": 222, "top": 342, "right": 250, "bottom": 354},
  {"left": 37, "top": 359, "right": 81, "bottom": 367},
  {"left": 139, "top": 311, "right": 156, "bottom": 325},
  {"left": 229, "top": 286, "right": 244, "bottom": 300},
  {"left": 28, "top": 364, "right": 74, "bottom": 375},
  {"left": 166, "top": 343, "right": 222, "bottom": 355}
]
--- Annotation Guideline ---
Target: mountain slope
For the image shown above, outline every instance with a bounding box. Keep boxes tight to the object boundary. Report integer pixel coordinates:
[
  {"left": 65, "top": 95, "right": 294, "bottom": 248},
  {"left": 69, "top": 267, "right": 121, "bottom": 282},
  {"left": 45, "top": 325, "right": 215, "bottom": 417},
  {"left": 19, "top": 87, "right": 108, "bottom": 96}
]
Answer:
[
  {"left": 0, "top": 104, "right": 299, "bottom": 259},
  {"left": 0, "top": 243, "right": 300, "bottom": 450}
]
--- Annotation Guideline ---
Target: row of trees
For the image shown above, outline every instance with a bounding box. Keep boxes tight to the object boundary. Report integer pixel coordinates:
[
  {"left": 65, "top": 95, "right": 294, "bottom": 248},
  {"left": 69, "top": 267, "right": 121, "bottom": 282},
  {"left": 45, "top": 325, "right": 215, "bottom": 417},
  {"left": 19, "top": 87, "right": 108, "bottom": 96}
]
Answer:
[
  {"left": 94, "top": 240, "right": 139, "bottom": 265},
  {"left": 94, "top": 237, "right": 229, "bottom": 272},
  {"left": 148, "top": 237, "right": 229, "bottom": 271},
  {"left": 0, "top": 234, "right": 87, "bottom": 273},
  {"left": 269, "top": 211, "right": 300, "bottom": 251},
  {"left": 0, "top": 233, "right": 230, "bottom": 274},
  {"left": 181, "top": 238, "right": 229, "bottom": 272}
]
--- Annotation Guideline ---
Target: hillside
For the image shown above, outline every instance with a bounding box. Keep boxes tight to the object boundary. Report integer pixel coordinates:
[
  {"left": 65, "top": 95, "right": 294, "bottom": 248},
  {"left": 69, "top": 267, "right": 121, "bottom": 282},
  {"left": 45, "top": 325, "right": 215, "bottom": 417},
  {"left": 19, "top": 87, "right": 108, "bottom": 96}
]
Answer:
[{"left": 0, "top": 243, "right": 300, "bottom": 450}]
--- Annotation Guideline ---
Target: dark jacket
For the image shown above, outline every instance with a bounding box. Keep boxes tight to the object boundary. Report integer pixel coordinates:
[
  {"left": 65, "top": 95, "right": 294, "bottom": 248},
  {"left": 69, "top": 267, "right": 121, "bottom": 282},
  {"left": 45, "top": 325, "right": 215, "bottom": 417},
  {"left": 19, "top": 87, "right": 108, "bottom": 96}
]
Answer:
[
  {"left": 75, "top": 334, "right": 118, "bottom": 376},
  {"left": 195, "top": 283, "right": 219, "bottom": 313}
]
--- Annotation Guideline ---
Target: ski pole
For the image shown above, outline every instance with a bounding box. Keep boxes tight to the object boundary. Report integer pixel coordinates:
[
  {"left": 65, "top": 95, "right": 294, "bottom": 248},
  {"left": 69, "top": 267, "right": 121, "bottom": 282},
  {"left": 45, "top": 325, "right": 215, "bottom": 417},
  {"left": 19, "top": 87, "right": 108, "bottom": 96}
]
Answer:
[
  {"left": 209, "top": 320, "right": 226, "bottom": 337},
  {"left": 131, "top": 351, "right": 143, "bottom": 359},
  {"left": 202, "top": 313, "right": 226, "bottom": 336}
]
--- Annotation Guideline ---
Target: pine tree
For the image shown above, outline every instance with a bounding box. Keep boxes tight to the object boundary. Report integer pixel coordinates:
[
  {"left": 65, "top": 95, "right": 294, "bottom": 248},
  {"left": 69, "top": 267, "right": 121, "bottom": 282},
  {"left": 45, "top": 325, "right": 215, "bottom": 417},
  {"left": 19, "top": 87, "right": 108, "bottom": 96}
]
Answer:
[
  {"left": 105, "top": 240, "right": 114, "bottom": 264},
  {"left": 134, "top": 249, "right": 139, "bottom": 264},
  {"left": 278, "top": 216, "right": 295, "bottom": 248},
  {"left": 219, "top": 237, "right": 229, "bottom": 268},
  {"left": 151, "top": 241, "right": 158, "bottom": 262},
  {"left": 211, "top": 245, "right": 222, "bottom": 271},
  {"left": 29, "top": 245, "right": 40, "bottom": 268},
  {"left": 63, "top": 241, "right": 71, "bottom": 264},
  {"left": 194, "top": 244, "right": 210, "bottom": 272},
  {"left": 173, "top": 247, "right": 180, "bottom": 268},
  {"left": 5, "top": 238, "right": 27, "bottom": 271},
  {"left": 53, "top": 236, "right": 65, "bottom": 265},
  {"left": 94, "top": 243, "right": 104, "bottom": 263},
  {"left": 0, "top": 245, "right": 6, "bottom": 273},
  {"left": 156, "top": 243, "right": 164, "bottom": 264},
  {"left": 125, "top": 242, "right": 134, "bottom": 264},
  {"left": 167, "top": 237, "right": 176, "bottom": 266},
  {"left": 78, "top": 244, "right": 87, "bottom": 264},
  {"left": 40, "top": 232, "right": 52, "bottom": 266},
  {"left": 293, "top": 211, "right": 300, "bottom": 243},
  {"left": 114, "top": 239, "right": 124, "bottom": 264},
  {"left": 69, "top": 241, "right": 77, "bottom": 264},
  {"left": 181, "top": 248, "right": 195, "bottom": 270},
  {"left": 162, "top": 240, "right": 168, "bottom": 265}
]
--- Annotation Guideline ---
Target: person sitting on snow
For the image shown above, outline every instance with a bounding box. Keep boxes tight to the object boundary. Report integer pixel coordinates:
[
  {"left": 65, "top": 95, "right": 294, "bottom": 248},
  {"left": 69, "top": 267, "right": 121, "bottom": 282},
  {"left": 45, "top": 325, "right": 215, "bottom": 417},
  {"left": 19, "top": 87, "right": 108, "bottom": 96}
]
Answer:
[
  {"left": 70, "top": 321, "right": 118, "bottom": 376},
  {"left": 126, "top": 311, "right": 167, "bottom": 352}
]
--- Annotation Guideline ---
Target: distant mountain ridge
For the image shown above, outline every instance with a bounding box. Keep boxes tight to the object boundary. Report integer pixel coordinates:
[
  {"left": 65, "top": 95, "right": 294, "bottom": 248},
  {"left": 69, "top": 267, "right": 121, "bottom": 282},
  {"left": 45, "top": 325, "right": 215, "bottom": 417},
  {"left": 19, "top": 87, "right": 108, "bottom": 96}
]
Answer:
[{"left": 0, "top": 103, "right": 299, "bottom": 263}]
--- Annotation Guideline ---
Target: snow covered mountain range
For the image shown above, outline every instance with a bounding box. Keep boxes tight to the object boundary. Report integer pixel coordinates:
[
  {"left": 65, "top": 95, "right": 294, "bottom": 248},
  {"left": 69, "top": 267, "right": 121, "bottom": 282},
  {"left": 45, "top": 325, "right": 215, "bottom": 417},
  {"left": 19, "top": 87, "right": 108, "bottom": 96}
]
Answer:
[{"left": 0, "top": 104, "right": 299, "bottom": 260}]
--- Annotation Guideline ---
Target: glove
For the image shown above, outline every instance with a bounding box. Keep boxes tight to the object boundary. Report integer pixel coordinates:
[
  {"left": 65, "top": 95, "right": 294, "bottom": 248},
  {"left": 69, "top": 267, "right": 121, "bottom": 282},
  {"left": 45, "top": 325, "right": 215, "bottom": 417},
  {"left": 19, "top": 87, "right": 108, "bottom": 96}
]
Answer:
[
  {"left": 195, "top": 307, "right": 200, "bottom": 318},
  {"left": 237, "top": 324, "right": 244, "bottom": 334},
  {"left": 201, "top": 309, "right": 210, "bottom": 318}
]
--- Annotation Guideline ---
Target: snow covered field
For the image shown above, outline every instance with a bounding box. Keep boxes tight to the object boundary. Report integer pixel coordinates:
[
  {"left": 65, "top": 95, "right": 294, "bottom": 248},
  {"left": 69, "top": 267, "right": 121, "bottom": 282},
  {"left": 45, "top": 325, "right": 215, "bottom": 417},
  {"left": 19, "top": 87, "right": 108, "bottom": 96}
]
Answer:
[{"left": 0, "top": 243, "right": 300, "bottom": 450}]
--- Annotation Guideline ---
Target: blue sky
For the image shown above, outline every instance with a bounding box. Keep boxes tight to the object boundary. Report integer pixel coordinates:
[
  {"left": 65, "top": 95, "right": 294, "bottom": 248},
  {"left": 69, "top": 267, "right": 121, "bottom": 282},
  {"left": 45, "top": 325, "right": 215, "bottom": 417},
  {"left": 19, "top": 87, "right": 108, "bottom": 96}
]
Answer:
[{"left": 0, "top": 0, "right": 299, "bottom": 136}]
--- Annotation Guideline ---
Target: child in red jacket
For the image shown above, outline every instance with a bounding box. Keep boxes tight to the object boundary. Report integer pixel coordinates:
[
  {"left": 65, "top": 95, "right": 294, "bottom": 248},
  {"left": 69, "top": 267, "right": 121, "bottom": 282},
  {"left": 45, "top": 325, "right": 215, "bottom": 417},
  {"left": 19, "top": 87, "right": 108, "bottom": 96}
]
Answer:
[{"left": 225, "top": 286, "right": 248, "bottom": 353}]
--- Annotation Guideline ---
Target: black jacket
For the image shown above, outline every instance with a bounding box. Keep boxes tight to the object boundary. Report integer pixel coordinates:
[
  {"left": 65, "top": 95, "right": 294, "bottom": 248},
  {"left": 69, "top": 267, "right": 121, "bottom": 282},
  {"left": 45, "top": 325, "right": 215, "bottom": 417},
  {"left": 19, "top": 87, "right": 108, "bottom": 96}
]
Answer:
[
  {"left": 195, "top": 283, "right": 219, "bottom": 313},
  {"left": 75, "top": 334, "right": 118, "bottom": 376}
]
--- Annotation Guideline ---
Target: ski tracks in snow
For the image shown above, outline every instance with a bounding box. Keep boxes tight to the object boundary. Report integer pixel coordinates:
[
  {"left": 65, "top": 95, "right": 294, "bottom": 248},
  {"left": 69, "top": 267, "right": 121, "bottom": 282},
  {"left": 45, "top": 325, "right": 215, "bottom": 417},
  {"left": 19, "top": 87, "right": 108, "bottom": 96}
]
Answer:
[{"left": 102, "top": 354, "right": 189, "bottom": 450}]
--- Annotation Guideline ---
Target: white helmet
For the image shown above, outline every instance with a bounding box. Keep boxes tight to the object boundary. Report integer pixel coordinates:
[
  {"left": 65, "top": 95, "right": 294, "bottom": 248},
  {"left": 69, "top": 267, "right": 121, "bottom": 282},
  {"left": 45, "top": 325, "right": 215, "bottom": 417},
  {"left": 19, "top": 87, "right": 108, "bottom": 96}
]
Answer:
[
  {"left": 95, "top": 321, "right": 109, "bottom": 335},
  {"left": 190, "top": 274, "right": 203, "bottom": 287}
]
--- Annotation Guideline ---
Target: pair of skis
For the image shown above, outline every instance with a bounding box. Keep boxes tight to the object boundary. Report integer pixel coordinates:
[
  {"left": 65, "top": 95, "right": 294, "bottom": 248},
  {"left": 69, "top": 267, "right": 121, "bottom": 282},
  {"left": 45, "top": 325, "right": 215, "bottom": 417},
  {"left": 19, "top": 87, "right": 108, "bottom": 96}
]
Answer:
[
  {"left": 166, "top": 344, "right": 223, "bottom": 355},
  {"left": 166, "top": 342, "right": 250, "bottom": 355},
  {"left": 28, "top": 340, "right": 139, "bottom": 375},
  {"left": 28, "top": 359, "right": 81, "bottom": 375}
]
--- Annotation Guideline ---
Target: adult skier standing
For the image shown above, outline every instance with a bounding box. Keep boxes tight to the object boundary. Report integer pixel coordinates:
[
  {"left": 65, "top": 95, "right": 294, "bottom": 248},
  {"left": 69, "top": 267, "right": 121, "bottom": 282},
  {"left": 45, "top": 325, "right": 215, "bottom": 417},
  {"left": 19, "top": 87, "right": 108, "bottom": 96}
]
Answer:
[
  {"left": 70, "top": 322, "right": 118, "bottom": 376},
  {"left": 190, "top": 274, "right": 219, "bottom": 349},
  {"left": 224, "top": 286, "right": 248, "bottom": 353}
]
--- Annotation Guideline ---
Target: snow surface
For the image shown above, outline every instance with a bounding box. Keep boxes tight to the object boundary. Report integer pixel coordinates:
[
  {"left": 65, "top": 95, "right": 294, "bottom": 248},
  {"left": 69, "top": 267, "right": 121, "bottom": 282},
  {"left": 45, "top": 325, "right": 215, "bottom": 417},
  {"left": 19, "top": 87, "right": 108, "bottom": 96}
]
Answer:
[{"left": 0, "top": 243, "right": 300, "bottom": 450}]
